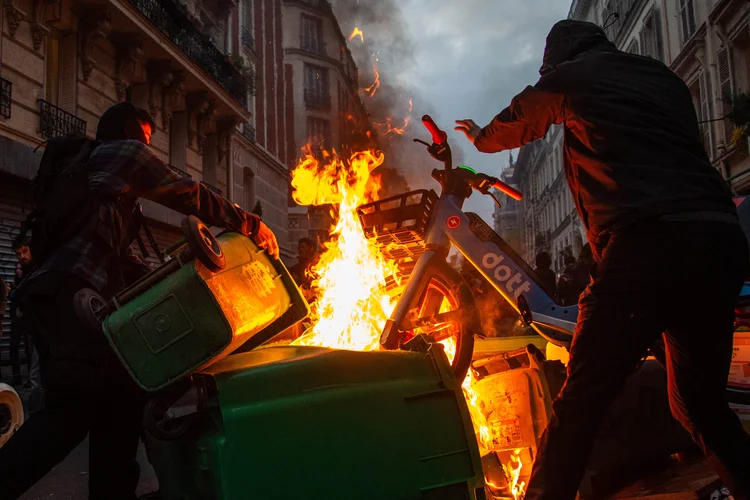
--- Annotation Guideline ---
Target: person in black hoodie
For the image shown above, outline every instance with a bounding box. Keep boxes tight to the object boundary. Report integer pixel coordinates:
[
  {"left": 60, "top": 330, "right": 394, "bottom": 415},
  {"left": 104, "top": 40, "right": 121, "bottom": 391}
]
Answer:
[
  {"left": 456, "top": 20, "right": 750, "bottom": 499},
  {"left": 0, "top": 102, "right": 279, "bottom": 500}
]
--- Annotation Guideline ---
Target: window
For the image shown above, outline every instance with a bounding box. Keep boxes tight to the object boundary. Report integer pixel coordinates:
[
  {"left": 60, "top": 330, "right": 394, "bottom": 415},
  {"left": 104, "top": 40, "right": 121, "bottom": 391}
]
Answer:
[
  {"left": 45, "top": 34, "right": 60, "bottom": 104},
  {"left": 307, "top": 117, "right": 330, "bottom": 148},
  {"left": 627, "top": 39, "right": 640, "bottom": 55},
  {"left": 718, "top": 46, "right": 735, "bottom": 145},
  {"left": 243, "top": 0, "right": 252, "bottom": 30},
  {"left": 244, "top": 167, "right": 256, "bottom": 211},
  {"left": 301, "top": 14, "right": 324, "bottom": 54},
  {"left": 640, "top": 9, "right": 665, "bottom": 62},
  {"left": 678, "top": 0, "right": 696, "bottom": 45},
  {"left": 304, "top": 64, "right": 330, "bottom": 110},
  {"left": 690, "top": 72, "right": 715, "bottom": 157}
]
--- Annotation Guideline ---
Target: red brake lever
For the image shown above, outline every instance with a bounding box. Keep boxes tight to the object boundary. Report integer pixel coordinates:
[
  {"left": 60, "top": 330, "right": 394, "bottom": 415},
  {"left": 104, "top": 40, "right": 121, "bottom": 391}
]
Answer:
[{"left": 421, "top": 114, "right": 447, "bottom": 145}]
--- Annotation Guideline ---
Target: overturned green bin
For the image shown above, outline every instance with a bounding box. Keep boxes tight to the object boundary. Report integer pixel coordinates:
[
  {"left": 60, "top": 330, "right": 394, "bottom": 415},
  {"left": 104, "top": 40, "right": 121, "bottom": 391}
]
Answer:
[
  {"left": 147, "top": 338, "right": 486, "bottom": 500},
  {"left": 103, "top": 225, "right": 309, "bottom": 392}
]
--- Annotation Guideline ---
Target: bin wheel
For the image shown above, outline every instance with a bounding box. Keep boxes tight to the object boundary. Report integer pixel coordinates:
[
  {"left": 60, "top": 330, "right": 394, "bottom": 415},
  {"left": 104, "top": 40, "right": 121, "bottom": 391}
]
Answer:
[
  {"left": 143, "top": 396, "right": 194, "bottom": 441},
  {"left": 73, "top": 288, "right": 108, "bottom": 333},
  {"left": 181, "top": 215, "right": 225, "bottom": 272}
]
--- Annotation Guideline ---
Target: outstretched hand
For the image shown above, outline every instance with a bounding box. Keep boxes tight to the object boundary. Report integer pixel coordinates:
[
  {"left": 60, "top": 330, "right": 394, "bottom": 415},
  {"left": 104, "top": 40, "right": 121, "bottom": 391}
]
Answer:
[
  {"left": 253, "top": 221, "right": 280, "bottom": 260},
  {"left": 455, "top": 119, "right": 482, "bottom": 143}
]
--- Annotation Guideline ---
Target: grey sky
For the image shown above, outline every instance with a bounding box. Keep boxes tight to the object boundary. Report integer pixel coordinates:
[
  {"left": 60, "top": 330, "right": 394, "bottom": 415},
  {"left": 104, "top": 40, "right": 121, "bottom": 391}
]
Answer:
[{"left": 397, "top": 0, "right": 571, "bottom": 219}]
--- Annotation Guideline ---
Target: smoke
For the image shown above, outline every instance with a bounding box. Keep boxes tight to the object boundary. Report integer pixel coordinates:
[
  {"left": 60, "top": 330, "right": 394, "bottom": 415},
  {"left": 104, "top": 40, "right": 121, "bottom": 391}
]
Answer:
[{"left": 330, "top": 0, "right": 465, "bottom": 197}]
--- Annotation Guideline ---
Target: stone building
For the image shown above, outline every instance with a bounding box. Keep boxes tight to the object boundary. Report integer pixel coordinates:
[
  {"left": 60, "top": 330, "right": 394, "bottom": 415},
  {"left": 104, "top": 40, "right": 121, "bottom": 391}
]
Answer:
[
  {"left": 491, "top": 154, "right": 522, "bottom": 253},
  {"left": 282, "top": 0, "right": 369, "bottom": 257},
  {"left": 512, "top": 125, "right": 582, "bottom": 270},
  {"left": 0, "top": 0, "right": 293, "bottom": 354}
]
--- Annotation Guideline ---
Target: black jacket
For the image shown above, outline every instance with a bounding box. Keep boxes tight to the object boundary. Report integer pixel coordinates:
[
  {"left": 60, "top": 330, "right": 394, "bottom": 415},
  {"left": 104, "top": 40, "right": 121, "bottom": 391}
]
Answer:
[{"left": 475, "top": 20, "right": 736, "bottom": 258}]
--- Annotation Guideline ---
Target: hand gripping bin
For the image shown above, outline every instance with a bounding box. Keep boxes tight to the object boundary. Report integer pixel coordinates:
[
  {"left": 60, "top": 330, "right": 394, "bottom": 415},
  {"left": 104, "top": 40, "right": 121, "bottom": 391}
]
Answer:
[
  {"left": 103, "top": 216, "right": 310, "bottom": 391},
  {"left": 145, "top": 336, "right": 486, "bottom": 500}
]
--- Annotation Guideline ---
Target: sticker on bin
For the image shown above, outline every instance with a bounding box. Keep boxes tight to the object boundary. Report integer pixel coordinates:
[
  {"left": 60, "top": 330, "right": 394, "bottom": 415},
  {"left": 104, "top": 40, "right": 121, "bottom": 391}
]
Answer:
[
  {"left": 729, "top": 333, "right": 750, "bottom": 389},
  {"left": 490, "top": 418, "right": 524, "bottom": 449}
]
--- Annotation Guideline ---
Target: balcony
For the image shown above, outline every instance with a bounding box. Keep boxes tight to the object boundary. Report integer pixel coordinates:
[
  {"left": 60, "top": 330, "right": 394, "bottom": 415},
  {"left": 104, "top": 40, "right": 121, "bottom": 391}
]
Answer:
[
  {"left": 202, "top": 182, "right": 222, "bottom": 195},
  {"left": 304, "top": 89, "right": 331, "bottom": 111},
  {"left": 241, "top": 27, "right": 254, "bottom": 51},
  {"left": 167, "top": 164, "right": 192, "bottom": 179},
  {"left": 242, "top": 123, "right": 256, "bottom": 142},
  {"left": 127, "top": 0, "right": 249, "bottom": 107},
  {"left": 38, "top": 100, "right": 87, "bottom": 139},
  {"left": 300, "top": 36, "right": 326, "bottom": 56}
]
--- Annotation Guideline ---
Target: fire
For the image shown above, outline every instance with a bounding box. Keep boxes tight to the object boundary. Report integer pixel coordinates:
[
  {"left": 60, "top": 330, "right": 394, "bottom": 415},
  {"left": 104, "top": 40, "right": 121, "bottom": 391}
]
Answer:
[
  {"left": 349, "top": 26, "right": 364, "bottom": 43},
  {"left": 290, "top": 146, "right": 397, "bottom": 351},
  {"left": 290, "top": 146, "right": 526, "bottom": 499},
  {"left": 375, "top": 99, "right": 413, "bottom": 136},
  {"left": 365, "top": 56, "right": 381, "bottom": 97},
  {"left": 504, "top": 449, "right": 527, "bottom": 500}
]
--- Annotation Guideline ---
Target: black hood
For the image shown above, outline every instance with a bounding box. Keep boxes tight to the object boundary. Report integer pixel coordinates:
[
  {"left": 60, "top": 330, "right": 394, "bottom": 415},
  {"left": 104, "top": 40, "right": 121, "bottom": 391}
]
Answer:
[
  {"left": 96, "top": 102, "right": 152, "bottom": 143},
  {"left": 540, "top": 20, "right": 616, "bottom": 75}
]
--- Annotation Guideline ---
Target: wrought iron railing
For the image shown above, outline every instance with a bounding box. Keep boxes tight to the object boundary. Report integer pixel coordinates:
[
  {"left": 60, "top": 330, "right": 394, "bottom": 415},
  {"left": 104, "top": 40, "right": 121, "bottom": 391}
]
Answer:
[
  {"left": 241, "top": 27, "right": 254, "bottom": 51},
  {"left": 128, "top": 0, "right": 249, "bottom": 106},
  {"left": 167, "top": 164, "right": 192, "bottom": 179},
  {"left": 300, "top": 36, "right": 326, "bottom": 55},
  {"left": 203, "top": 182, "right": 222, "bottom": 195},
  {"left": 242, "top": 123, "right": 256, "bottom": 142},
  {"left": 38, "top": 100, "right": 86, "bottom": 139},
  {"left": 0, "top": 78, "right": 11, "bottom": 119},
  {"left": 304, "top": 89, "right": 331, "bottom": 110}
]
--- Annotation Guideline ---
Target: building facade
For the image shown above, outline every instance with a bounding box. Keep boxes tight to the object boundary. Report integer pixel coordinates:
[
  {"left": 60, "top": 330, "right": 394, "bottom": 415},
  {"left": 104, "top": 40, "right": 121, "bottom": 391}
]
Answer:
[
  {"left": 512, "top": 125, "right": 583, "bottom": 270},
  {"left": 492, "top": 155, "right": 523, "bottom": 253},
  {"left": 0, "top": 0, "right": 293, "bottom": 352},
  {"left": 282, "top": 0, "right": 369, "bottom": 258}
]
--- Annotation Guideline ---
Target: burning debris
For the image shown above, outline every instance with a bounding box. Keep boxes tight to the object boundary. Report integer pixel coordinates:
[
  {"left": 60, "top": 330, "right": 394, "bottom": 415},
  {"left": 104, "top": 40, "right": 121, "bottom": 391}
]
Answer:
[
  {"left": 348, "top": 26, "right": 364, "bottom": 42},
  {"left": 288, "top": 143, "right": 530, "bottom": 499}
]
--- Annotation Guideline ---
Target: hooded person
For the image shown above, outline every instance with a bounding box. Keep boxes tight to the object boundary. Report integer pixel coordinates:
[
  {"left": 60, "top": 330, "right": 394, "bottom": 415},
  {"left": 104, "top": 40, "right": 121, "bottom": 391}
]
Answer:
[
  {"left": 456, "top": 20, "right": 750, "bottom": 499},
  {"left": 0, "top": 102, "right": 280, "bottom": 500}
]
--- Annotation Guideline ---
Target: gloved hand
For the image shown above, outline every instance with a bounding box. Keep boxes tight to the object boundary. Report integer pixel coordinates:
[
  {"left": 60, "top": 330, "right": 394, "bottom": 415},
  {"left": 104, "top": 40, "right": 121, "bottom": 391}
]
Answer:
[{"left": 253, "top": 221, "right": 279, "bottom": 260}]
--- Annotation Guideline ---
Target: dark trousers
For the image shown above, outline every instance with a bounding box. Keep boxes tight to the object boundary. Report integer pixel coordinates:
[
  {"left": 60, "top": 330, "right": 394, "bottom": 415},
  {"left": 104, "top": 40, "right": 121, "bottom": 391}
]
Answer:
[
  {"left": 9, "top": 320, "right": 30, "bottom": 380},
  {"left": 0, "top": 274, "right": 146, "bottom": 500},
  {"left": 525, "top": 221, "right": 750, "bottom": 500}
]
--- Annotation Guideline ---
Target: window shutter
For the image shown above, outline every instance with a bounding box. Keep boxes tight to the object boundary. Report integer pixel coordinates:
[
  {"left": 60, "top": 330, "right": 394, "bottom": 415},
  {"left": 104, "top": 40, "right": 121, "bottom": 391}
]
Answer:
[
  {"left": 698, "top": 71, "right": 714, "bottom": 157},
  {"left": 653, "top": 8, "right": 664, "bottom": 62},
  {"left": 717, "top": 46, "right": 735, "bottom": 144}
]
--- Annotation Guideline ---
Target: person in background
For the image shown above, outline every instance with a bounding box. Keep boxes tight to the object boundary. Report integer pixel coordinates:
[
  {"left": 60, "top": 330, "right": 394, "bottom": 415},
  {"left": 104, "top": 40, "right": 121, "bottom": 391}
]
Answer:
[
  {"left": 9, "top": 244, "right": 34, "bottom": 388},
  {"left": 455, "top": 19, "right": 750, "bottom": 500},
  {"left": 558, "top": 254, "right": 583, "bottom": 306},
  {"left": 290, "top": 237, "right": 318, "bottom": 289},
  {"left": 534, "top": 251, "right": 557, "bottom": 297},
  {"left": 0, "top": 102, "right": 279, "bottom": 500}
]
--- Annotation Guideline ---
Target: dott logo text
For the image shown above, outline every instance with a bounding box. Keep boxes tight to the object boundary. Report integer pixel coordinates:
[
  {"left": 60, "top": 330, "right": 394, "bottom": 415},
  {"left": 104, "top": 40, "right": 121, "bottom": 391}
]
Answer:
[{"left": 481, "top": 252, "right": 532, "bottom": 298}]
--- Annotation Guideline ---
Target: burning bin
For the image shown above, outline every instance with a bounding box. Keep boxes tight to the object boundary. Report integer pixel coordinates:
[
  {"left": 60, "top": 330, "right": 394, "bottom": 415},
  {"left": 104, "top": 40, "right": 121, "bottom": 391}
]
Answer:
[
  {"left": 145, "top": 337, "right": 486, "bottom": 500},
  {"left": 103, "top": 222, "right": 309, "bottom": 391}
]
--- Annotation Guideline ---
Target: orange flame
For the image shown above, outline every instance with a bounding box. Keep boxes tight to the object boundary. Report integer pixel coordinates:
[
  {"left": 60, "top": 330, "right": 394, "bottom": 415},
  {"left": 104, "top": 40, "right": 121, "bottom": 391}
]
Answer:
[
  {"left": 504, "top": 449, "right": 527, "bottom": 500},
  {"left": 365, "top": 56, "right": 381, "bottom": 97},
  {"left": 291, "top": 147, "right": 397, "bottom": 351},
  {"left": 349, "top": 26, "right": 364, "bottom": 43},
  {"left": 290, "top": 146, "right": 526, "bottom": 498},
  {"left": 375, "top": 98, "right": 413, "bottom": 137}
]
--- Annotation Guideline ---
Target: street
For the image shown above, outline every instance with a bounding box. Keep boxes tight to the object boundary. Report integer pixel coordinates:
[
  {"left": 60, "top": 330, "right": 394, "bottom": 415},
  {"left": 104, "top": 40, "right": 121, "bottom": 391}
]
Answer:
[{"left": 18, "top": 440, "right": 158, "bottom": 500}]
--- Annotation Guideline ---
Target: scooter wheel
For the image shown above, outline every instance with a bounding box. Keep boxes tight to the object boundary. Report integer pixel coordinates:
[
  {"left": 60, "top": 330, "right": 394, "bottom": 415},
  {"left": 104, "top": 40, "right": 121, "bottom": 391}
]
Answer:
[
  {"left": 143, "top": 395, "right": 194, "bottom": 441},
  {"left": 181, "top": 215, "right": 225, "bottom": 272}
]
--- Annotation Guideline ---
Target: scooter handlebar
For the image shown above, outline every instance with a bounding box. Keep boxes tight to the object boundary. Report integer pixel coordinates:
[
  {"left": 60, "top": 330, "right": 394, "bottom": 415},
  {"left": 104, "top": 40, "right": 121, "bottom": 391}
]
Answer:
[
  {"left": 493, "top": 180, "right": 523, "bottom": 201},
  {"left": 421, "top": 114, "right": 447, "bottom": 145}
]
